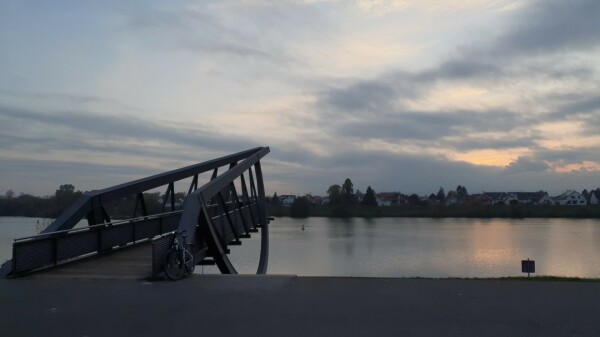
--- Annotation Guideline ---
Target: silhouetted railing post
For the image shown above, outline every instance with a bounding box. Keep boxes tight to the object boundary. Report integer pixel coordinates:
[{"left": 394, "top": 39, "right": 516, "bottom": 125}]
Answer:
[{"left": 254, "top": 161, "right": 269, "bottom": 274}]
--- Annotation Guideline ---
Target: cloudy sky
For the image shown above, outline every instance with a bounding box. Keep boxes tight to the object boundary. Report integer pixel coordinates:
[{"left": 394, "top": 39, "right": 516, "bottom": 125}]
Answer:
[{"left": 1, "top": 0, "right": 599, "bottom": 197}]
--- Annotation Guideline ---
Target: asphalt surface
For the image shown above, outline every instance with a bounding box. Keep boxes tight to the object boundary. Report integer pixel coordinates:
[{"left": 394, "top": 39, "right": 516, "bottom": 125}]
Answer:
[{"left": 1, "top": 275, "right": 600, "bottom": 337}]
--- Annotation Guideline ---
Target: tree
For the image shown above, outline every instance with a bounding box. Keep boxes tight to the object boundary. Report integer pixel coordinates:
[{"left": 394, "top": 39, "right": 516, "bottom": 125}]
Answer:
[
  {"left": 436, "top": 187, "right": 446, "bottom": 202},
  {"left": 362, "top": 186, "right": 378, "bottom": 206},
  {"left": 355, "top": 189, "right": 364, "bottom": 202},
  {"left": 272, "top": 192, "right": 281, "bottom": 206},
  {"left": 55, "top": 184, "right": 82, "bottom": 214},
  {"left": 582, "top": 189, "right": 590, "bottom": 203},
  {"left": 143, "top": 192, "right": 161, "bottom": 214},
  {"left": 327, "top": 184, "right": 342, "bottom": 205},
  {"left": 446, "top": 191, "right": 458, "bottom": 199},
  {"left": 408, "top": 194, "right": 421, "bottom": 206},
  {"left": 5, "top": 189, "right": 15, "bottom": 199},
  {"left": 456, "top": 185, "right": 468, "bottom": 200},
  {"left": 290, "top": 197, "right": 310, "bottom": 218},
  {"left": 341, "top": 178, "right": 356, "bottom": 205},
  {"left": 57, "top": 184, "right": 75, "bottom": 195}
]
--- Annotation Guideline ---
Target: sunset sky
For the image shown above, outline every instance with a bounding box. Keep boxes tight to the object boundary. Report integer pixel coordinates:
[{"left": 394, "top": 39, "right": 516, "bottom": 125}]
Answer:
[{"left": 1, "top": 0, "right": 599, "bottom": 197}]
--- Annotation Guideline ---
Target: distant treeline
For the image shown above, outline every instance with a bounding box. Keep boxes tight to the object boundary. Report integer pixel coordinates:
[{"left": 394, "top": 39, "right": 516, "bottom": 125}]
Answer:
[
  {"left": 267, "top": 204, "right": 600, "bottom": 219},
  {"left": 0, "top": 184, "right": 179, "bottom": 219},
  {"left": 267, "top": 178, "right": 600, "bottom": 218}
]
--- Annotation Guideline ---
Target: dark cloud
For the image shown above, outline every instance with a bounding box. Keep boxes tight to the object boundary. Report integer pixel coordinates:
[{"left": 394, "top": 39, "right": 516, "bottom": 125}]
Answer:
[
  {"left": 264, "top": 147, "right": 598, "bottom": 196},
  {"left": 504, "top": 156, "right": 550, "bottom": 174},
  {"left": 541, "top": 94, "right": 600, "bottom": 135},
  {"left": 0, "top": 104, "right": 258, "bottom": 154},
  {"left": 335, "top": 109, "right": 528, "bottom": 143},
  {"left": 264, "top": 148, "right": 501, "bottom": 195},
  {"left": 322, "top": 80, "right": 400, "bottom": 114},
  {"left": 0, "top": 158, "right": 160, "bottom": 196},
  {"left": 557, "top": 96, "right": 600, "bottom": 134},
  {"left": 493, "top": 0, "right": 600, "bottom": 57},
  {"left": 446, "top": 137, "right": 537, "bottom": 151},
  {"left": 417, "top": 59, "right": 502, "bottom": 82},
  {"left": 533, "top": 148, "right": 600, "bottom": 164},
  {"left": 128, "top": 7, "right": 272, "bottom": 59}
]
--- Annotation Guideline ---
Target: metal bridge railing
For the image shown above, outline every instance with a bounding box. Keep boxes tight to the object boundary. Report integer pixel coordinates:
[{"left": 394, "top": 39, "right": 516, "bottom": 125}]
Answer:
[{"left": 12, "top": 212, "right": 181, "bottom": 274}]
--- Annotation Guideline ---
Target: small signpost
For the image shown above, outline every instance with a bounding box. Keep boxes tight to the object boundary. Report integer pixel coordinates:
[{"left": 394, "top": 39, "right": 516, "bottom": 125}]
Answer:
[{"left": 521, "top": 259, "right": 535, "bottom": 278}]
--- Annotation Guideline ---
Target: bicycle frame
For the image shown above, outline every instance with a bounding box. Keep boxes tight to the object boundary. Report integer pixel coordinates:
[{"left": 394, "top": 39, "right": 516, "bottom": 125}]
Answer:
[{"left": 164, "top": 230, "right": 195, "bottom": 280}]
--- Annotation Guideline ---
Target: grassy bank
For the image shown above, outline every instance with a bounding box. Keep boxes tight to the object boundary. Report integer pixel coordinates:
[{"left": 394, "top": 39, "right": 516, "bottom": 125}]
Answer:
[{"left": 267, "top": 204, "right": 600, "bottom": 218}]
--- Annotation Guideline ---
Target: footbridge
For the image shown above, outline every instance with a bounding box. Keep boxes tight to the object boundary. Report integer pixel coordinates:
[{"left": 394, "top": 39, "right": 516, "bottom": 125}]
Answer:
[{"left": 0, "top": 147, "right": 271, "bottom": 279}]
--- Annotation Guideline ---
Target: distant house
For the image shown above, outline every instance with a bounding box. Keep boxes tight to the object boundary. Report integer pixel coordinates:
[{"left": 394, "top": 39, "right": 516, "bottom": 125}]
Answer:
[
  {"left": 157, "top": 197, "right": 185, "bottom": 208},
  {"left": 513, "top": 192, "right": 552, "bottom": 205},
  {"left": 552, "top": 190, "right": 586, "bottom": 206},
  {"left": 483, "top": 192, "right": 509, "bottom": 205},
  {"left": 534, "top": 192, "right": 553, "bottom": 205},
  {"left": 303, "top": 194, "right": 315, "bottom": 205},
  {"left": 376, "top": 192, "right": 400, "bottom": 207},
  {"left": 465, "top": 194, "right": 493, "bottom": 206},
  {"left": 483, "top": 191, "right": 552, "bottom": 205},
  {"left": 280, "top": 195, "right": 296, "bottom": 206},
  {"left": 505, "top": 193, "right": 519, "bottom": 205}
]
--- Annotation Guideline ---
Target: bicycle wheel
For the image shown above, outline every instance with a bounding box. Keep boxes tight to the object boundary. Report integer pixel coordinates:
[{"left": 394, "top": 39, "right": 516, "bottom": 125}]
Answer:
[
  {"left": 184, "top": 250, "right": 195, "bottom": 275},
  {"left": 164, "top": 250, "right": 185, "bottom": 280}
]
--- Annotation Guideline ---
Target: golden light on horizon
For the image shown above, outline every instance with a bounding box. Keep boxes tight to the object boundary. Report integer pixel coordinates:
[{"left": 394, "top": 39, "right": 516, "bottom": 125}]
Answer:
[
  {"left": 451, "top": 148, "right": 530, "bottom": 167},
  {"left": 552, "top": 161, "right": 600, "bottom": 173}
]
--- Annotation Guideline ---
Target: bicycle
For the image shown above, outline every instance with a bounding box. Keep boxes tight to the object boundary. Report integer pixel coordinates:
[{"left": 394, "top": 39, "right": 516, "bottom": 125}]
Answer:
[{"left": 163, "top": 230, "right": 195, "bottom": 280}]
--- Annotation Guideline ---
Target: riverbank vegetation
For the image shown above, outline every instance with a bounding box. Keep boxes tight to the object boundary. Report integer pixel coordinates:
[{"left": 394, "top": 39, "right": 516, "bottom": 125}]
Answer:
[{"left": 0, "top": 185, "right": 167, "bottom": 219}]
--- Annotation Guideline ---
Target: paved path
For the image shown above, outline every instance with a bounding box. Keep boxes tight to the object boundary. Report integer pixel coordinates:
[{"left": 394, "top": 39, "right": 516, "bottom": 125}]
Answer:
[{"left": 1, "top": 275, "right": 599, "bottom": 337}]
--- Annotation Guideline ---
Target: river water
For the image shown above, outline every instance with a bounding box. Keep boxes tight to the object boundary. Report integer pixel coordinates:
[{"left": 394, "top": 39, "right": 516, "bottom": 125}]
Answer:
[{"left": 2, "top": 216, "right": 600, "bottom": 278}]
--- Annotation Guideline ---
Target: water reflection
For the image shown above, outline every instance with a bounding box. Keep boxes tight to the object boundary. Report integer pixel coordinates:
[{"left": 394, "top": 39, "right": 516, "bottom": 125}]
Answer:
[
  {"left": 2, "top": 216, "right": 600, "bottom": 278},
  {"left": 267, "top": 217, "right": 600, "bottom": 278},
  {"left": 327, "top": 218, "right": 356, "bottom": 257}
]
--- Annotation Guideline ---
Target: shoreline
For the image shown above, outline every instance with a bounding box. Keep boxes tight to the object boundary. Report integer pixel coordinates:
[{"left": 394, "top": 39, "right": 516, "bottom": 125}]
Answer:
[{"left": 268, "top": 204, "right": 600, "bottom": 219}]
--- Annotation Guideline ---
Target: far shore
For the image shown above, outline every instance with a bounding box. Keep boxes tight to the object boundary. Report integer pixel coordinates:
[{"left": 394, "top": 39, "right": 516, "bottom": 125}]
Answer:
[{"left": 267, "top": 204, "right": 600, "bottom": 219}]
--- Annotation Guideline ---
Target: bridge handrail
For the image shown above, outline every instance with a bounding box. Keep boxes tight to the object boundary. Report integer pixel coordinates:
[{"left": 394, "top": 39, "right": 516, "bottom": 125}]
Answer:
[
  {"left": 197, "top": 149, "right": 269, "bottom": 201},
  {"left": 14, "top": 211, "right": 184, "bottom": 243},
  {"left": 10, "top": 211, "right": 183, "bottom": 275},
  {"left": 44, "top": 147, "right": 267, "bottom": 233}
]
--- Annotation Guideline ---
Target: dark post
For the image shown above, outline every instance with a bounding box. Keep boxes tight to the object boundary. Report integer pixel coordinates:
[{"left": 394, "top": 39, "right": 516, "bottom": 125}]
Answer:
[{"left": 254, "top": 160, "right": 269, "bottom": 274}]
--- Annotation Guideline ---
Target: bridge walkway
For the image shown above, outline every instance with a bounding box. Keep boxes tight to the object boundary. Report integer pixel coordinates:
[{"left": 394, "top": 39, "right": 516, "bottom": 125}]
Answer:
[{"left": 25, "top": 242, "right": 153, "bottom": 279}]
